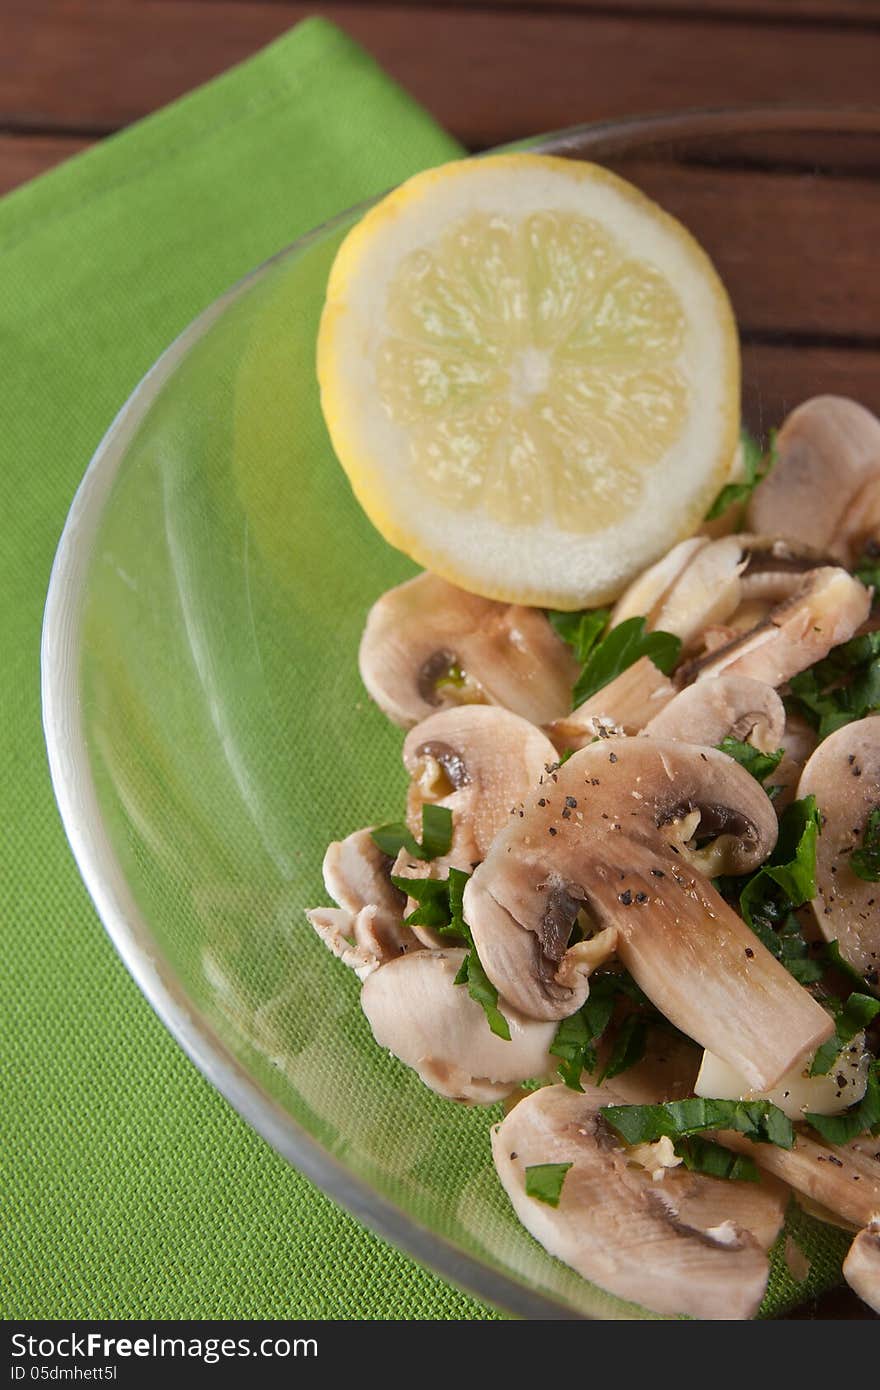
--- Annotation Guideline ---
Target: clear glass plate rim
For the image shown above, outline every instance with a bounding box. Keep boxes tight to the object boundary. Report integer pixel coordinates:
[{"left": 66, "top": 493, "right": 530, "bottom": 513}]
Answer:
[{"left": 40, "top": 105, "right": 880, "bottom": 1321}]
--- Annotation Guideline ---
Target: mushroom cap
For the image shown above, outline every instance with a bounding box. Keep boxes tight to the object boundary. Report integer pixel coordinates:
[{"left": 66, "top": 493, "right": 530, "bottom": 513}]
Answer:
[
  {"left": 464, "top": 736, "right": 832, "bottom": 1088},
  {"left": 843, "top": 1223, "right": 880, "bottom": 1314},
  {"left": 402, "top": 705, "right": 558, "bottom": 863},
  {"left": 358, "top": 572, "right": 578, "bottom": 728},
  {"left": 322, "top": 827, "right": 412, "bottom": 960},
  {"left": 679, "top": 566, "right": 871, "bottom": 689},
  {"left": 492, "top": 1083, "right": 781, "bottom": 1319},
  {"left": 797, "top": 716, "right": 880, "bottom": 993},
  {"left": 747, "top": 396, "right": 880, "bottom": 559},
  {"left": 360, "top": 948, "right": 556, "bottom": 1103},
  {"left": 641, "top": 674, "right": 785, "bottom": 752}
]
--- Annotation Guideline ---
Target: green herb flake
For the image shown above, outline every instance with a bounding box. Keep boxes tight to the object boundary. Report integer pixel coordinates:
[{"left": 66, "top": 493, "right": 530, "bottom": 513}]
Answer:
[
  {"left": 600, "top": 1096, "right": 794, "bottom": 1149},
  {"left": 550, "top": 971, "right": 651, "bottom": 1091},
  {"left": 851, "top": 806, "right": 880, "bottom": 882},
  {"left": 571, "top": 617, "right": 681, "bottom": 708},
  {"left": 787, "top": 631, "right": 880, "bottom": 740},
  {"left": 598, "top": 1014, "right": 648, "bottom": 1084},
  {"left": 809, "top": 992, "right": 880, "bottom": 1077},
  {"left": 674, "top": 1136, "right": 760, "bottom": 1183},
  {"left": 392, "top": 865, "right": 509, "bottom": 1040},
  {"left": 733, "top": 798, "right": 821, "bottom": 977},
  {"left": 372, "top": 803, "right": 453, "bottom": 862},
  {"left": 704, "top": 428, "right": 776, "bottom": 521},
  {"left": 807, "top": 1063, "right": 880, "bottom": 1144},
  {"left": 524, "top": 1162, "right": 573, "bottom": 1207},
  {"left": 548, "top": 607, "right": 610, "bottom": 667},
  {"left": 717, "top": 738, "right": 784, "bottom": 786}
]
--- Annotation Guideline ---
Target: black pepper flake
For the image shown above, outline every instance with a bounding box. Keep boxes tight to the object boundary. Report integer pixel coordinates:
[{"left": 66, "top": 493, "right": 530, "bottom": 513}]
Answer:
[
  {"left": 651, "top": 868, "right": 665, "bottom": 878},
  {"left": 562, "top": 808, "right": 571, "bottom": 820},
  {"left": 601, "top": 812, "right": 609, "bottom": 819},
  {"left": 837, "top": 1073, "right": 848, "bottom": 1089},
  {"left": 619, "top": 889, "right": 633, "bottom": 906},
  {"left": 849, "top": 754, "right": 856, "bottom": 765},
  {"left": 853, "top": 766, "right": 863, "bottom": 778},
  {"left": 565, "top": 796, "right": 578, "bottom": 808},
  {"left": 828, "top": 1155, "right": 844, "bottom": 1168},
  {"left": 510, "top": 1152, "right": 518, "bottom": 1160},
  {"left": 700, "top": 752, "right": 708, "bottom": 762},
  {"left": 635, "top": 892, "right": 648, "bottom": 904},
  {"left": 538, "top": 798, "right": 546, "bottom": 807},
  {"left": 590, "top": 777, "right": 600, "bottom": 786},
  {"left": 609, "top": 752, "right": 617, "bottom": 763},
  {"left": 548, "top": 826, "right": 558, "bottom": 836},
  {"left": 745, "top": 947, "right": 754, "bottom": 959}
]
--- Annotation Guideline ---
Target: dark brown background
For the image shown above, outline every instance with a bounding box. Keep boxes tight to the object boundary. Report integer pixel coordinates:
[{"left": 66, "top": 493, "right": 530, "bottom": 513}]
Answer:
[{"left": 5, "top": 0, "right": 878, "bottom": 1320}]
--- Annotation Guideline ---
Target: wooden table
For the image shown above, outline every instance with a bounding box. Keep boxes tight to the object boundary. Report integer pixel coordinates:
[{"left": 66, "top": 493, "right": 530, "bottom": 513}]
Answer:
[{"left": 5, "top": 0, "right": 878, "bottom": 1321}]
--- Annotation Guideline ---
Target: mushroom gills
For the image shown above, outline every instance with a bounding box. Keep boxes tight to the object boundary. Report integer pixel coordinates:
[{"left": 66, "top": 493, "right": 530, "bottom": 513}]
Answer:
[
  {"left": 492, "top": 1083, "right": 783, "bottom": 1319},
  {"left": 641, "top": 675, "right": 785, "bottom": 752}
]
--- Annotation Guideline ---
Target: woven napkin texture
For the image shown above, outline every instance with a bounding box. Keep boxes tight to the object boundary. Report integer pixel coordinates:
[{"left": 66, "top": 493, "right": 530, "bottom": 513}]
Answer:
[
  {"left": 0, "top": 17, "right": 498, "bottom": 1320},
  {"left": 1, "top": 16, "right": 852, "bottom": 1321}
]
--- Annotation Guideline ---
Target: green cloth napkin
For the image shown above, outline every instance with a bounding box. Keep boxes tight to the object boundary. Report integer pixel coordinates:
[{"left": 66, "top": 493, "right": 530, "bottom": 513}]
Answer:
[{"left": 1, "top": 17, "right": 498, "bottom": 1320}]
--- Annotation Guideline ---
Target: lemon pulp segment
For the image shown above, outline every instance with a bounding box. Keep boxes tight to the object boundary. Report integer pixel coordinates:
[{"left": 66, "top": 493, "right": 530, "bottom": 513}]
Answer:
[{"left": 318, "top": 156, "right": 739, "bottom": 608}]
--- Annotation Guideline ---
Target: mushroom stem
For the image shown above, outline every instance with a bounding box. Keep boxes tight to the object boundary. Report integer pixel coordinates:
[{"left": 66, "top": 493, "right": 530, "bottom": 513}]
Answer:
[
  {"left": 464, "top": 738, "right": 832, "bottom": 1088},
  {"left": 714, "top": 1129, "right": 880, "bottom": 1232}
]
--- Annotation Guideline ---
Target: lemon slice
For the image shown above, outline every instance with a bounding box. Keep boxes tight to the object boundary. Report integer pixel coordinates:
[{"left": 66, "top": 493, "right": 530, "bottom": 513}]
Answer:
[{"left": 318, "top": 154, "right": 739, "bottom": 609}]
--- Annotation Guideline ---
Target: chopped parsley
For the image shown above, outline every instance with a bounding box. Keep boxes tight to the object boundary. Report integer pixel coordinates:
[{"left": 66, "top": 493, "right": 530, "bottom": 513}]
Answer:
[
  {"left": 548, "top": 609, "right": 681, "bottom": 710},
  {"left": 851, "top": 806, "right": 880, "bottom": 882},
  {"left": 809, "top": 991, "right": 880, "bottom": 1077},
  {"left": 717, "top": 737, "right": 784, "bottom": 790},
  {"left": 372, "top": 803, "right": 453, "bottom": 861},
  {"left": 524, "top": 1162, "right": 572, "bottom": 1207},
  {"left": 392, "top": 866, "right": 510, "bottom": 1040},
  {"left": 550, "top": 970, "right": 653, "bottom": 1090},
  {"left": 787, "top": 631, "right": 880, "bottom": 740},
  {"left": 704, "top": 428, "right": 776, "bottom": 521},
  {"left": 601, "top": 1096, "right": 794, "bottom": 1149},
  {"left": 674, "top": 1136, "right": 760, "bottom": 1183},
  {"left": 715, "top": 796, "right": 823, "bottom": 984}
]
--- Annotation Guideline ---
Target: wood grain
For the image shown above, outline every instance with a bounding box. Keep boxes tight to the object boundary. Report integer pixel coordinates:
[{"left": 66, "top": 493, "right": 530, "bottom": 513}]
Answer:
[
  {"left": 0, "top": 133, "right": 92, "bottom": 195},
  {"left": 4, "top": 1, "right": 880, "bottom": 150}
]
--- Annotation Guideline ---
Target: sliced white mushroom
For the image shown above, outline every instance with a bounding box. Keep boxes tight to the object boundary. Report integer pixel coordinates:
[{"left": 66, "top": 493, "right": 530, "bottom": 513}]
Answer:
[
  {"left": 360, "top": 948, "right": 556, "bottom": 1103},
  {"left": 322, "top": 828, "right": 412, "bottom": 959},
  {"left": 463, "top": 737, "right": 832, "bottom": 1089},
  {"left": 402, "top": 705, "right": 558, "bottom": 866},
  {"left": 716, "top": 1128, "right": 880, "bottom": 1233},
  {"left": 747, "top": 396, "right": 880, "bottom": 565},
  {"left": 641, "top": 675, "right": 785, "bottom": 752},
  {"left": 610, "top": 536, "right": 710, "bottom": 630},
  {"left": 547, "top": 656, "right": 676, "bottom": 751},
  {"left": 843, "top": 1222, "right": 880, "bottom": 1314},
  {"left": 679, "top": 567, "right": 871, "bottom": 690},
  {"left": 588, "top": 1024, "right": 702, "bottom": 1105},
  {"left": 695, "top": 1033, "right": 871, "bottom": 1122},
  {"left": 358, "top": 572, "right": 578, "bottom": 728},
  {"left": 492, "top": 1083, "right": 784, "bottom": 1319},
  {"left": 771, "top": 711, "right": 818, "bottom": 810},
  {"left": 305, "top": 906, "right": 392, "bottom": 981},
  {"left": 798, "top": 717, "right": 880, "bottom": 994},
  {"left": 830, "top": 476, "right": 880, "bottom": 571}
]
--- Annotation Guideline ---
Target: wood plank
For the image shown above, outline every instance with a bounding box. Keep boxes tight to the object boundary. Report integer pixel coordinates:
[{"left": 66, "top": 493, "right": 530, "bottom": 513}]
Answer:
[
  {"left": 184, "top": 0, "right": 880, "bottom": 24},
  {"left": 4, "top": 1, "right": 880, "bottom": 151},
  {"left": 603, "top": 160, "right": 880, "bottom": 340},
  {"left": 742, "top": 342, "right": 880, "bottom": 433},
  {"left": 0, "top": 133, "right": 93, "bottom": 195}
]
